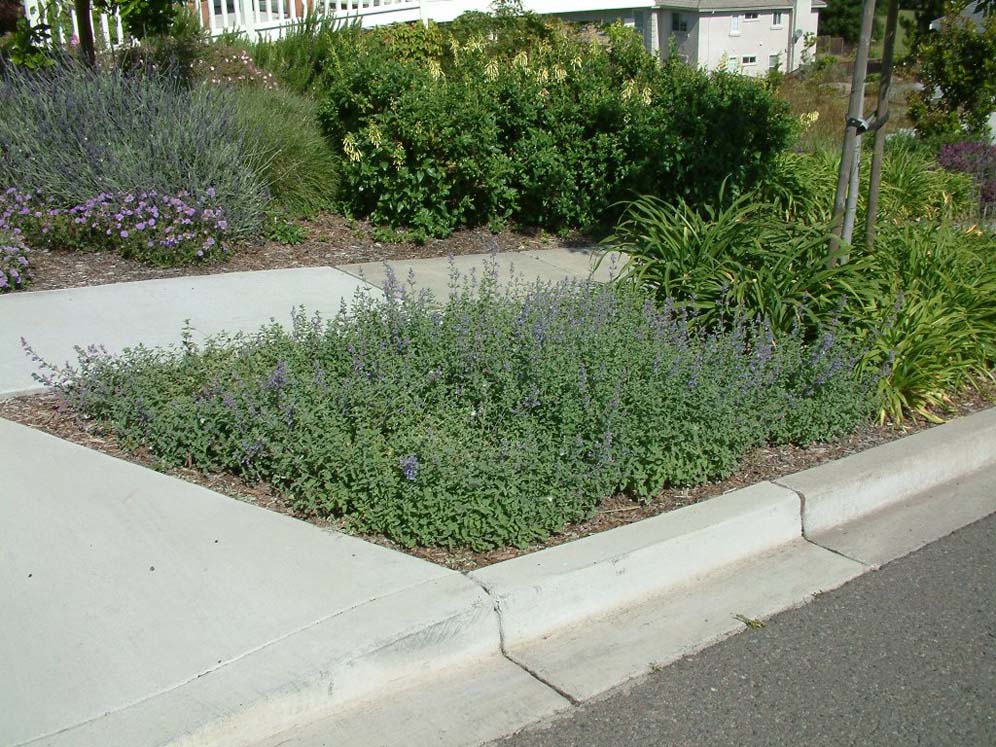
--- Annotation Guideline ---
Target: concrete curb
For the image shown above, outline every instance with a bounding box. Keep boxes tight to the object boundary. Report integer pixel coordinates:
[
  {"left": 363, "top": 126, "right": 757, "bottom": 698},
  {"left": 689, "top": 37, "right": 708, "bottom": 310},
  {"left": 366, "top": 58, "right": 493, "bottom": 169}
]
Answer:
[
  {"left": 778, "top": 408, "right": 996, "bottom": 537},
  {"left": 51, "top": 576, "right": 500, "bottom": 747},
  {"left": 469, "top": 408, "right": 996, "bottom": 652},
  {"left": 470, "top": 482, "right": 801, "bottom": 648}
]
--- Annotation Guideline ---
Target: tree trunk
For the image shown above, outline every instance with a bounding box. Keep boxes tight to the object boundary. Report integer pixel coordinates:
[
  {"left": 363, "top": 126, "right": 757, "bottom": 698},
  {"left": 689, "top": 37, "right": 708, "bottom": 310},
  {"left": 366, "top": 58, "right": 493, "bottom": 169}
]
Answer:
[
  {"left": 828, "top": 0, "right": 879, "bottom": 265},
  {"left": 73, "top": 0, "right": 96, "bottom": 66}
]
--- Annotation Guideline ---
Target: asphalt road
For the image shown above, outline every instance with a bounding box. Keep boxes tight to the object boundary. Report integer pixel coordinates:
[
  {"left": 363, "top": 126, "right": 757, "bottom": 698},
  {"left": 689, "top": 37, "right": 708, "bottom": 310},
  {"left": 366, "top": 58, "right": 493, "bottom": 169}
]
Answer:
[{"left": 495, "top": 512, "right": 996, "bottom": 747}]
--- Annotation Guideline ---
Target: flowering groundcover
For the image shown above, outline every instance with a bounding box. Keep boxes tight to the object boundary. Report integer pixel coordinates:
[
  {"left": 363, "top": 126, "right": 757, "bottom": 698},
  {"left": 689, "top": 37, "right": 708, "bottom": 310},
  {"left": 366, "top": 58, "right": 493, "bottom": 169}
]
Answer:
[{"left": 38, "top": 264, "right": 876, "bottom": 550}]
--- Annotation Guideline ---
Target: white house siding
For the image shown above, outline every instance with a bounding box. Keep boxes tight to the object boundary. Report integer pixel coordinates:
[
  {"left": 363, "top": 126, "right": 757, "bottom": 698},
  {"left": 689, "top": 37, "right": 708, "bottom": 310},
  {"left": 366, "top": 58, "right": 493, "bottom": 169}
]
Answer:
[
  {"left": 695, "top": 10, "right": 794, "bottom": 75},
  {"left": 661, "top": 10, "right": 700, "bottom": 62},
  {"left": 657, "top": 0, "right": 820, "bottom": 74}
]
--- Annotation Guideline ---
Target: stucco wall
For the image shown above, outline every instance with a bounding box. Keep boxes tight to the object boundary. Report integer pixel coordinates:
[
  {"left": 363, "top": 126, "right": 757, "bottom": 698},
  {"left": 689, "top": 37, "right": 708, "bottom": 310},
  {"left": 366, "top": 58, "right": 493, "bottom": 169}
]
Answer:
[{"left": 695, "top": 10, "right": 794, "bottom": 75}]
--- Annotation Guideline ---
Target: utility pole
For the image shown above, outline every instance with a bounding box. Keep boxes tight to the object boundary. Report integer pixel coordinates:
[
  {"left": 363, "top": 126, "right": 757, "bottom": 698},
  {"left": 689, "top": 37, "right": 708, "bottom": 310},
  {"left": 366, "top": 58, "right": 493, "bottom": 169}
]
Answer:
[
  {"left": 828, "top": 0, "right": 878, "bottom": 264},
  {"left": 865, "top": 0, "right": 900, "bottom": 249}
]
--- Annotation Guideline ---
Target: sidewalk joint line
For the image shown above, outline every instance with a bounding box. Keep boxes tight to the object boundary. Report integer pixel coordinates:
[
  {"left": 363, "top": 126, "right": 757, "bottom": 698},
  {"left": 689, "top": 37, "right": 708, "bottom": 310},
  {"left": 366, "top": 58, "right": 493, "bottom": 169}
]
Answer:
[{"left": 14, "top": 574, "right": 448, "bottom": 746}]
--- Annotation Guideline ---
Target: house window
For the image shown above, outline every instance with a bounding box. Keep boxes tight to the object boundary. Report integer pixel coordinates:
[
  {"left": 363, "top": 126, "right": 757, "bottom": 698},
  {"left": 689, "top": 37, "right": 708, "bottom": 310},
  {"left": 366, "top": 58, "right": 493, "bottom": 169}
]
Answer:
[
  {"left": 768, "top": 53, "right": 781, "bottom": 69},
  {"left": 741, "top": 55, "right": 757, "bottom": 65},
  {"left": 730, "top": 14, "right": 741, "bottom": 34},
  {"left": 771, "top": 11, "right": 783, "bottom": 27},
  {"left": 672, "top": 13, "right": 689, "bottom": 33},
  {"left": 744, "top": 12, "right": 759, "bottom": 20}
]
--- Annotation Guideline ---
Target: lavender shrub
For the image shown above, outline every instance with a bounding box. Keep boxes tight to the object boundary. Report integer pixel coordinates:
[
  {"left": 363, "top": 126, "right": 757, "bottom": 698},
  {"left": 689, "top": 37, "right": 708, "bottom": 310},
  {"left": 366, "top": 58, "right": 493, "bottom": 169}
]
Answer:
[
  {"left": 44, "top": 263, "right": 876, "bottom": 550},
  {"left": 0, "top": 59, "right": 268, "bottom": 238}
]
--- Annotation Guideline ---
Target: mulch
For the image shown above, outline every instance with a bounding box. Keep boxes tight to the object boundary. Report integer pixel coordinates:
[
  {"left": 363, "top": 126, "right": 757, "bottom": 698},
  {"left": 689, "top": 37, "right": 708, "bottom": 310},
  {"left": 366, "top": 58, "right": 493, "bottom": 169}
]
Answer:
[
  {"left": 20, "top": 213, "right": 594, "bottom": 292},
  {"left": 2, "top": 383, "right": 993, "bottom": 572}
]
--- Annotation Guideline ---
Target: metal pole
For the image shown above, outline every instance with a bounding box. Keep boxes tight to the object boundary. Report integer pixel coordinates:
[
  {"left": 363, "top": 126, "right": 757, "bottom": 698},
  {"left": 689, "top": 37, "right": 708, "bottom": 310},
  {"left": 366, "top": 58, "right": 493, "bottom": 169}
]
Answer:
[
  {"left": 842, "top": 133, "right": 862, "bottom": 244},
  {"left": 828, "top": 0, "right": 878, "bottom": 264},
  {"left": 865, "top": 0, "right": 900, "bottom": 249}
]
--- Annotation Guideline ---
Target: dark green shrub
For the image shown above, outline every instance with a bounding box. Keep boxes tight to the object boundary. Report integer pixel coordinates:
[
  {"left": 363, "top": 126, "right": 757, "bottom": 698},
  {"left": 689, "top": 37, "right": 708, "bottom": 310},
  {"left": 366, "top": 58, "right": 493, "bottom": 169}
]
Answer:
[{"left": 261, "top": 13, "right": 794, "bottom": 240}]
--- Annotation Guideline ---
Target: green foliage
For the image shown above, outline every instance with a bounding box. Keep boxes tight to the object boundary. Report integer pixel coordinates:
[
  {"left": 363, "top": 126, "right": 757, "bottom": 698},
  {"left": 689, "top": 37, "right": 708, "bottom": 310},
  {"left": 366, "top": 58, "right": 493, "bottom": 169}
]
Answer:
[
  {"left": 604, "top": 189, "right": 873, "bottom": 339},
  {"left": 112, "top": 0, "right": 183, "bottom": 38},
  {"left": 4, "top": 17, "right": 55, "bottom": 69},
  {"left": 608, "top": 146, "right": 994, "bottom": 424},
  {"left": 265, "top": 215, "right": 307, "bottom": 244},
  {"left": 252, "top": 12, "right": 793, "bottom": 241},
  {"left": 250, "top": 15, "right": 361, "bottom": 96},
  {"left": 116, "top": 7, "right": 209, "bottom": 81},
  {"left": 861, "top": 221, "right": 996, "bottom": 422},
  {"left": 819, "top": 0, "right": 881, "bottom": 43},
  {"left": 233, "top": 85, "right": 340, "bottom": 217},
  {"left": 49, "top": 272, "right": 873, "bottom": 550},
  {"left": 908, "top": 9, "right": 996, "bottom": 141},
  {"left": 757, "top": 139, "right": 974, "bottom": 224}
]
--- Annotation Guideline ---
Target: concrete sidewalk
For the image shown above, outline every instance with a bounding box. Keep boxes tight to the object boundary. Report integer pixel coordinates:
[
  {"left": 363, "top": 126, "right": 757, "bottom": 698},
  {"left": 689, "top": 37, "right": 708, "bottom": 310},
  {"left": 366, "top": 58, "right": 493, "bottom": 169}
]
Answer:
[
  {"left": 0, "top": 268, "right": 375, "bottom": 398},
  {"left": 0, "top": 418, "right": 564, "bottom": 747}
]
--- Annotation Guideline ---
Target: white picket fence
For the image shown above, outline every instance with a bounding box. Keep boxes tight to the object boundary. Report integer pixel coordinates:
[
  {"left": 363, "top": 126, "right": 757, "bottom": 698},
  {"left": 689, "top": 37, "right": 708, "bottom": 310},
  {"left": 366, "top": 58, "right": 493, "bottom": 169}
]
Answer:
[
  {"left": 197, "top": 0, "right": 427, "bottom": 39},
  {"left": 20, "top": 0, "right": 430, "bottom": 49},
  {"left": 21, "top": 1, "right": 128, "bottom": 48}
]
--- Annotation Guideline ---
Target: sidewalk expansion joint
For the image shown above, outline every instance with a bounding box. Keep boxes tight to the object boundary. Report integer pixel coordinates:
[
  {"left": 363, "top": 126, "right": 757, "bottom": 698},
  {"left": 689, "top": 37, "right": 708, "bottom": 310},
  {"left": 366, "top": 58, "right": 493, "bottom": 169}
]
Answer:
[
  {"left": 15, "top": 576, "right": 447, "bottom": 747},
  {"left": 466, "top": 574, "right": 580, "bottom": 707}
]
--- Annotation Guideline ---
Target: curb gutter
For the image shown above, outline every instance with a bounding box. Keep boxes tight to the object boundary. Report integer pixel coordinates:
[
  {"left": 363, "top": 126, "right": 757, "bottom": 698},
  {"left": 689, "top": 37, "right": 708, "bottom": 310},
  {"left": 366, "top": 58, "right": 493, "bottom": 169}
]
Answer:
[{"left": 779, "top": 408, "right": 996, "bottom": 536}]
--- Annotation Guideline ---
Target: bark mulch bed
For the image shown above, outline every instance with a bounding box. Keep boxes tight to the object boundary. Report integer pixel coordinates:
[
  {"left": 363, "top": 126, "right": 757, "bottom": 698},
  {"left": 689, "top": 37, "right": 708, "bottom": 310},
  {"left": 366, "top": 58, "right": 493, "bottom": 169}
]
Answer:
[
  {"left": 22, "top": 213, "right": 595, "bottom": 292},
  {"left": 2, "top": 383, "right": 993, "bottom": 572}
]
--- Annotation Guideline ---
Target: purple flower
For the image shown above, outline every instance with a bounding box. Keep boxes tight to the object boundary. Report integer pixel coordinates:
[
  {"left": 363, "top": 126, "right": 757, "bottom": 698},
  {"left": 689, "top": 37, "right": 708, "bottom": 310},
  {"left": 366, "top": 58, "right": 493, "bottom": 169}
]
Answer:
[{"left": 399, "top": 454, "right": 419, "bottom": 481}]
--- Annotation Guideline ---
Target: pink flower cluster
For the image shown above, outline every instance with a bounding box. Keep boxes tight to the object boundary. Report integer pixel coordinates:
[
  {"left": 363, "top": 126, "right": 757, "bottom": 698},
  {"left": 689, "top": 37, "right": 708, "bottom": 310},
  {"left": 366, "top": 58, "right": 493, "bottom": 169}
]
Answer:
[
  {"left": 1, "top": 187, "right": 231, "bottom": 265},
  {"left": 198, "top": 47, "right": 278, "bottom": 90}
]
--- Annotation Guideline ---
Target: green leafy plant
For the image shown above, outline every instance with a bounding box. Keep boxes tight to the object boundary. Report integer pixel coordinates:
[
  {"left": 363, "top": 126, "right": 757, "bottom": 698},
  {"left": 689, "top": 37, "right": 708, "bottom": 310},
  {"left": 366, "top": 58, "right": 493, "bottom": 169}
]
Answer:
[
  {"left": 908, "top": 8, "right": 996, "bottom": 141},
  {"left": 252, "top": 12, "right": 793, "bottom": 240},
  {"left": 266, "top": 216, "right": 307, "bottom": 244},
  {"left": 43, "top": 268, "right": 874, "bottom": 550},
  {"left": 603, "top": 188, "right": 875, "bottom": 338}
]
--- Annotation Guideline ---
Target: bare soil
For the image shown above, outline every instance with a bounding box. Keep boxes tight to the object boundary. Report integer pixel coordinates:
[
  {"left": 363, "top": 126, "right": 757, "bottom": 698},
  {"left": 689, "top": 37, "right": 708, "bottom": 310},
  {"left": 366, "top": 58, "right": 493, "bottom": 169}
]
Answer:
[
  {"left": 21, "top": 213, "right": 594, "bottom": 292},
  {"left": 2, "top": 383, "right": 993, "bottom": 572}
]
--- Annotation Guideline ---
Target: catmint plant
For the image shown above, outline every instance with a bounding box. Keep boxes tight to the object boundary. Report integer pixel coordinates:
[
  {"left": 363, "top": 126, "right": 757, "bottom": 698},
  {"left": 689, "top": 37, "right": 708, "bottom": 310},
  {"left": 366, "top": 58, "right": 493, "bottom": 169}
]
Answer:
[{"left": 39, "top": 262, "right": 877, "bottom": 550}]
